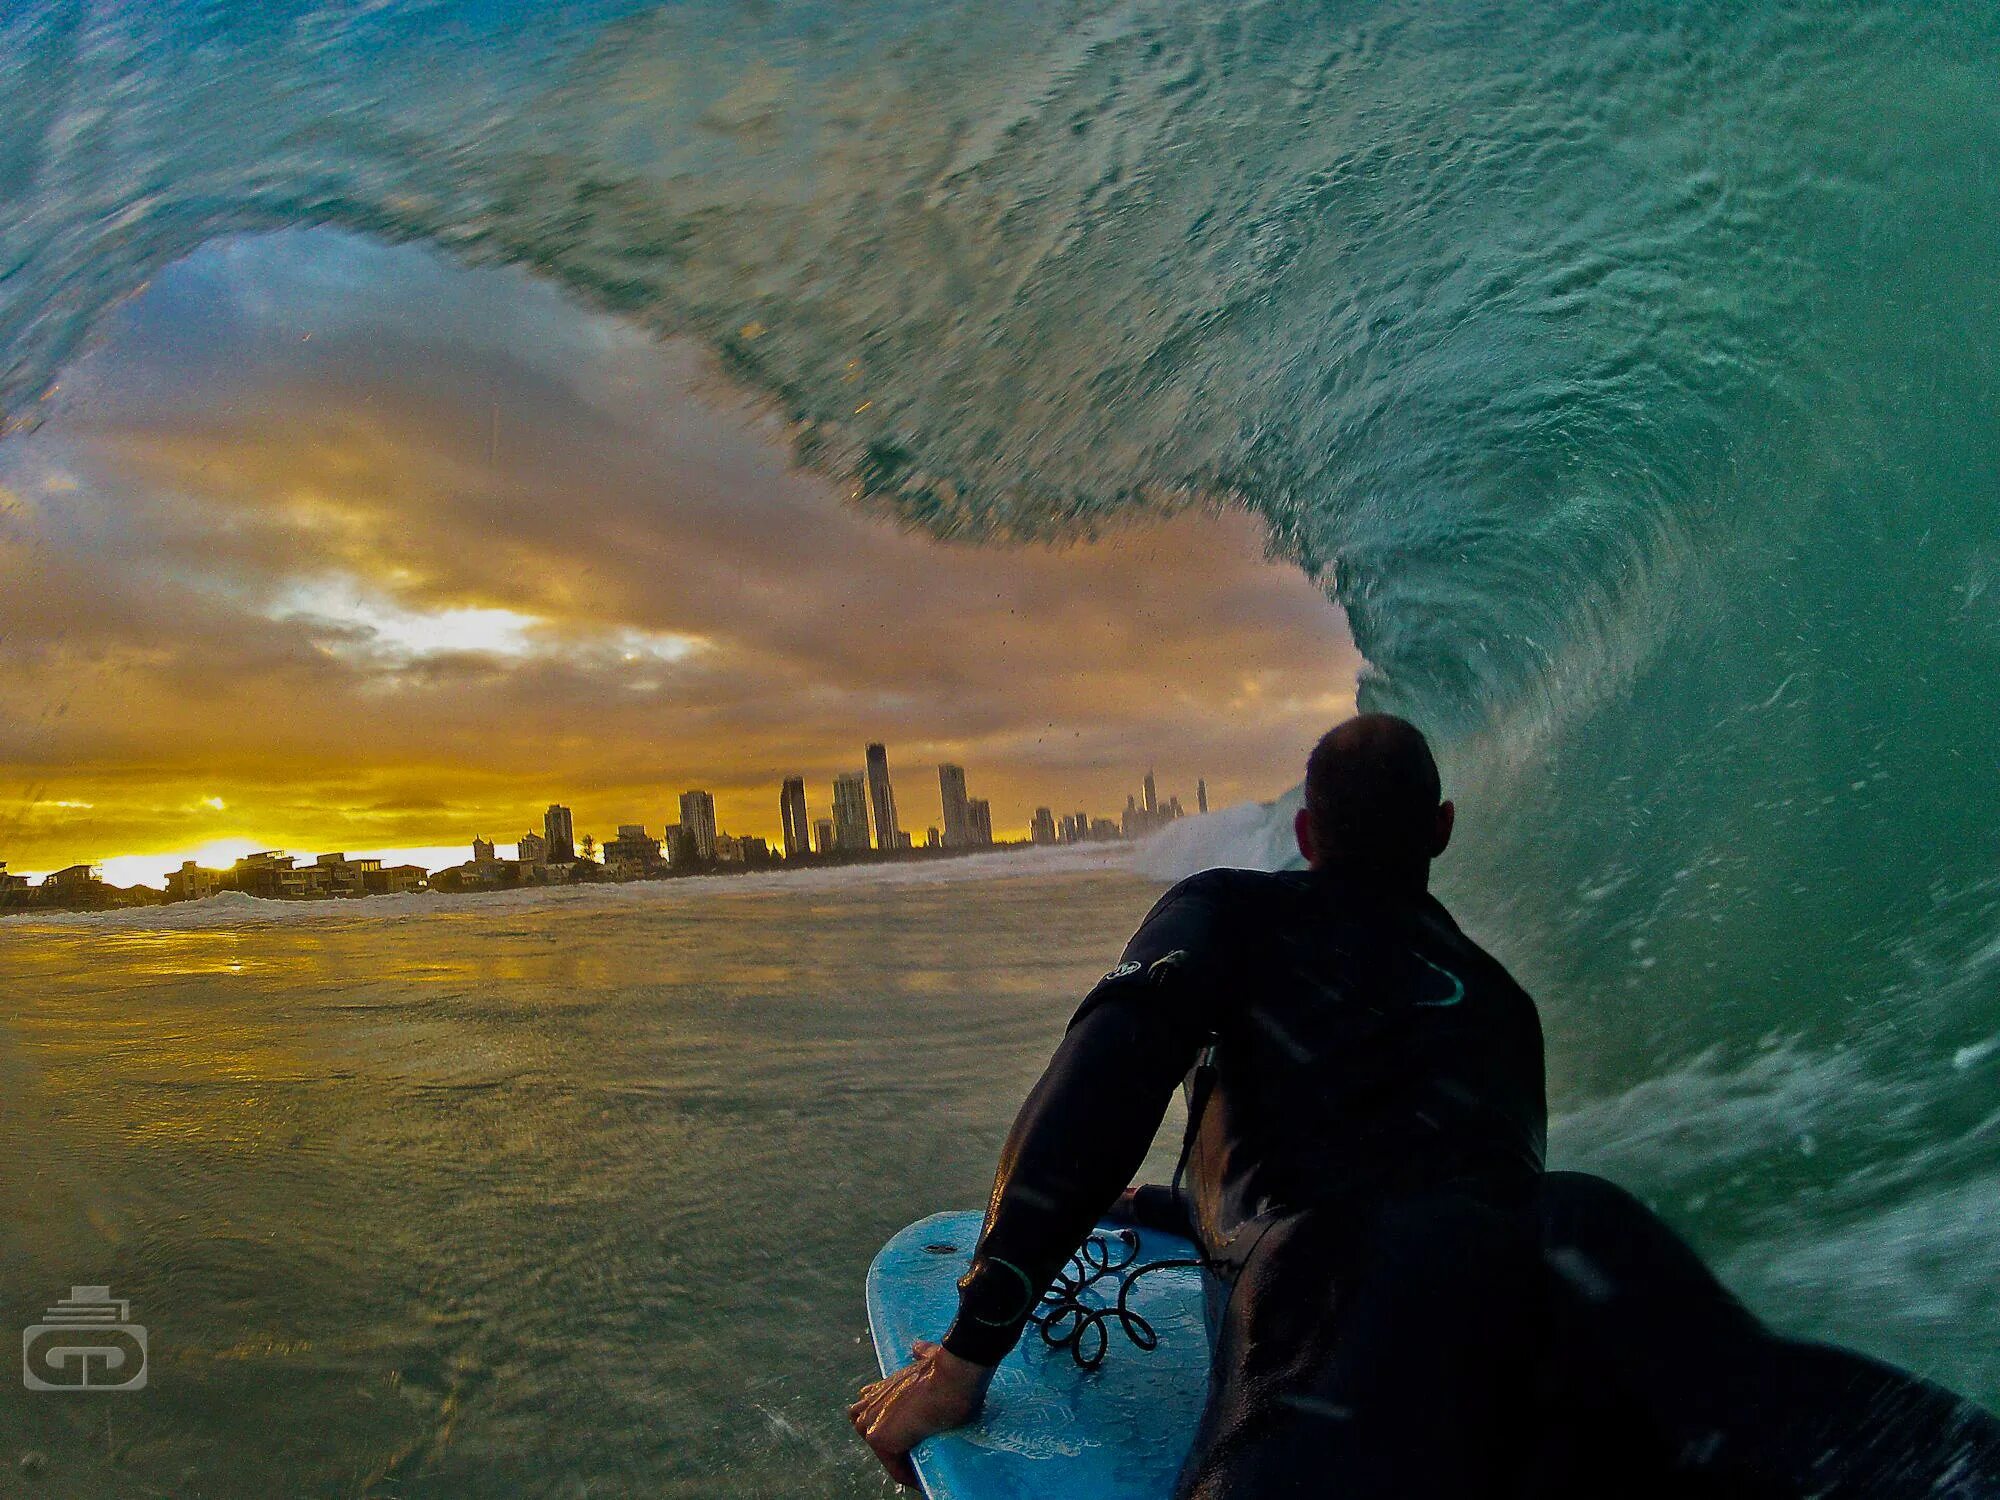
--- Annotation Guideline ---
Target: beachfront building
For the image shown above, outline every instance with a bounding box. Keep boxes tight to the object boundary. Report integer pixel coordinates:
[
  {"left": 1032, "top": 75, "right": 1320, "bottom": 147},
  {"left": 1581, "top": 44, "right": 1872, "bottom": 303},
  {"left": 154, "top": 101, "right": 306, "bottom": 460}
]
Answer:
[
  {"left": 831, "top": 773, "right": 871, "bottom": 853},
  {"left": 779, "top": 778, "right": 811, "bottom": 860},
  {"left": 165, "top": 861, "right": 221, "bottom": 902},
  {"left": 966, "top": 799, "right": 994, "bottom": 848},
  {"left": 544, "top": 804, "right": 576, "bottom": 863},
  {"left": 939, "top": 763, "right": 971, "bottom": 848},
  {"left": 865, "top": 743, "right": 902, "bottom": 852},
  {"left": 678, "top": 790, "right": 718, "bottom": 863},
  {"left": 518, "top": 831, "right": 548, "bottom": 865},
  {"left": 661, "top": 824, "right": 698, "bottom": 868},
  {"left": 602, "top": 824, "right": 662, "bottom": 876},
  {"left": 365, "top": 864, "right": 427, "bottom": 895},
  {"left": 314, "top": 853, "right": 381, "bottom": 897}
]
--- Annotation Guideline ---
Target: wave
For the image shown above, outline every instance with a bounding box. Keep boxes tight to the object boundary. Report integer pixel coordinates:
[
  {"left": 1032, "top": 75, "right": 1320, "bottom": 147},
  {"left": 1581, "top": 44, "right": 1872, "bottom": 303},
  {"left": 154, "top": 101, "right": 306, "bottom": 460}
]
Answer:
[{"left": 4, "top": 0, "right": 1998, "bottom": 1400}]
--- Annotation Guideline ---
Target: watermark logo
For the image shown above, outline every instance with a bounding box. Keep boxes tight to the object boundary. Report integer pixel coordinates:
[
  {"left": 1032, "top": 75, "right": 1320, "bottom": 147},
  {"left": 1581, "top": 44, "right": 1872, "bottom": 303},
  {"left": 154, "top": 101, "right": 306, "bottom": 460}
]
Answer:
[{"left": 23, "top": 1287, "right": 147, "bottom": 1392}]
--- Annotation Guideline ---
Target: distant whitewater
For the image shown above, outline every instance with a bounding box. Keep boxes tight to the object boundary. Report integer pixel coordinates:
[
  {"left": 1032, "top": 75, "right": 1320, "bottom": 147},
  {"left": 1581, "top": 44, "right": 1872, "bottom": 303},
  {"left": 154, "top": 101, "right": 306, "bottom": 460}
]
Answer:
[
  {"left": 6, "top": 840, "right": 1140, "bottom": 930},
  {"left": 3, "top": 0, "right": 1996, "bottom": 1417}
]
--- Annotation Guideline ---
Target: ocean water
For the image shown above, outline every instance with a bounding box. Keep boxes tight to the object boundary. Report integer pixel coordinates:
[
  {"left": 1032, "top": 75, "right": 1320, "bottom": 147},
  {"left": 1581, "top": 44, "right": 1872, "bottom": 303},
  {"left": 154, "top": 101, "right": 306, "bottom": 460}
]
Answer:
[
  {"left": 4, "top": 0, "right": 1999, "bottom": 1490},
  {"left": 0, "top": 857, "right": 1198, "bottom": 1497}
]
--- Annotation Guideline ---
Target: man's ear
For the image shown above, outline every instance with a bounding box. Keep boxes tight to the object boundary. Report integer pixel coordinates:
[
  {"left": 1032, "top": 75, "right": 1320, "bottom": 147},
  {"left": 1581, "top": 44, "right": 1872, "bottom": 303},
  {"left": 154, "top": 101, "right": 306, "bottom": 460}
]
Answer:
[
  {"left": 1432, "top": 800, "right": 1456, "bottom": 858},
  {"left": 1294, "top": 806, "right": 1316, "bottom": 864}
]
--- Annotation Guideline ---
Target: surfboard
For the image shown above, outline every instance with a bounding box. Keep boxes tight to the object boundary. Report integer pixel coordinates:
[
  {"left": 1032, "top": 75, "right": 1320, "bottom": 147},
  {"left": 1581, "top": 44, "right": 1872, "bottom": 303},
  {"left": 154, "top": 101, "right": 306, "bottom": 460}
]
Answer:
[{"left": 864, "top": 1211, "right": 1209, "bottom": 1500}]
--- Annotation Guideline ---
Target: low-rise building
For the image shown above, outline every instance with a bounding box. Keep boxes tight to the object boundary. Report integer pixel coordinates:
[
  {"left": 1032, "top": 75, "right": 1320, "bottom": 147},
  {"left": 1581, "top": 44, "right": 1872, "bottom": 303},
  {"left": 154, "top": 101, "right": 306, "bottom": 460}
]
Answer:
[
  {"left": 364, "top": 864, "right": 428, "bottom": 896},
  {"left": 165, "top": 861, "right": 222, "bottom": 902},
  {"left": 602, "top": 824, "right": 663, "bottom": 874},
  {"left": 40, "top": 865, "right": 105, "bottom": 905},
  {"left": 0, "top": 861, "right": 33, "bottom": 907},
  {"left": 314, "top": 853, "right": 380, "bottom": 898}
]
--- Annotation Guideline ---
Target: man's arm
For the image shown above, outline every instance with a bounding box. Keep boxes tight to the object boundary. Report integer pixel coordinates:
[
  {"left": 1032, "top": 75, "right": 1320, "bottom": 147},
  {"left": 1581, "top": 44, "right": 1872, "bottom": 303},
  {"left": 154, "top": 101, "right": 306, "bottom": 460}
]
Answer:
[
  {"left": 941, "top": 881, "right": 1222, "bottom": 1365},
  {"left": 849, "top": 879, "right": 1225, "bottom": 1487}
]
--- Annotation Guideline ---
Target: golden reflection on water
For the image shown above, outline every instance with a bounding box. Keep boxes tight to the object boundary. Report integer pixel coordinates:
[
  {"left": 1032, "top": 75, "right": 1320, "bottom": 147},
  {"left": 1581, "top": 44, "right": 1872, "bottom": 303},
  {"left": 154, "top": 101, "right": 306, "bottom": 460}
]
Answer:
[{"left": 0, "top": 871, "right": 1172, "bottom": 1498}]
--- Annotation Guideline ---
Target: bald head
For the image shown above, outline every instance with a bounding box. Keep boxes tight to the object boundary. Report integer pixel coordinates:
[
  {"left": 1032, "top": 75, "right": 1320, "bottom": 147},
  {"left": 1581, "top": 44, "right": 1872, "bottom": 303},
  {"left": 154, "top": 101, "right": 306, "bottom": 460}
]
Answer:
[{"left": 1297, "top": 714, "right": 1452, "bottom": 883}]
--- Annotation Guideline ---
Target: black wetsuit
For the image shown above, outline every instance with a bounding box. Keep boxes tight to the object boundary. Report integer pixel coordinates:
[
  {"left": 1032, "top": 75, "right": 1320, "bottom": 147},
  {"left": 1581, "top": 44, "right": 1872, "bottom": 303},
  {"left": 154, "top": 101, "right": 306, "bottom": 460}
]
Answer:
[
  {"left": 943, "top": 866, "right": 1550, "bottom": 1498},
  {"left": 940, "top": 866, "right": 2000, "bottom": 1499}
]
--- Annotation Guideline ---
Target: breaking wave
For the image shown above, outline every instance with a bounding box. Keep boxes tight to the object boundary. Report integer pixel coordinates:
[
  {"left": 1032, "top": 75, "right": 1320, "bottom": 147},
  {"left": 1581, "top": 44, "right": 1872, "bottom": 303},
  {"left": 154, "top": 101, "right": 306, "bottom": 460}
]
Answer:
[{"left": 5, "top": 0, "right": 1998, "bottom": 1400}]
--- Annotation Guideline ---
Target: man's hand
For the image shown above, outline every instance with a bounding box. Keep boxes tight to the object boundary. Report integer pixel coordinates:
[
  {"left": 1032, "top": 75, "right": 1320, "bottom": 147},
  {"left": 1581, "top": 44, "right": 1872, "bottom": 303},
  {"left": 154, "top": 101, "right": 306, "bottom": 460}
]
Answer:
[{"left": 848, "top": 1339, "right": 995, "bottom": 1488}]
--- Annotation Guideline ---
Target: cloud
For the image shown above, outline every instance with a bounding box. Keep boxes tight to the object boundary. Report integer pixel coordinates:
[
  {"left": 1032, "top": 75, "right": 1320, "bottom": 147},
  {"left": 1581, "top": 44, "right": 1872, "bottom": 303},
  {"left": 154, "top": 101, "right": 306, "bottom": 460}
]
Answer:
[{"left": 0, "top": 230, "right": 1358, "bottom": 875}]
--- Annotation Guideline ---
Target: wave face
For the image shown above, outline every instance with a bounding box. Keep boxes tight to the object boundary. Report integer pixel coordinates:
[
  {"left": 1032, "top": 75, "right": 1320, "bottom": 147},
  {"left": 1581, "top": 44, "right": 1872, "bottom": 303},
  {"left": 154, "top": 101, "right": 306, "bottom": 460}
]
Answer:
[{"left": 5, "top": 0, "right": 1999, "bottom": 1400}]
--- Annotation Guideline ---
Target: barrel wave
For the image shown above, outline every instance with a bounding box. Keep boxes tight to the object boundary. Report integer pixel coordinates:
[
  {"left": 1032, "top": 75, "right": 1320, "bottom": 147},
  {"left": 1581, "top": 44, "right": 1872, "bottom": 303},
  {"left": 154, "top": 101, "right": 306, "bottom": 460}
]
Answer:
[{"left": 5, "top": 0, "right": 1997, "bottom": 1407}]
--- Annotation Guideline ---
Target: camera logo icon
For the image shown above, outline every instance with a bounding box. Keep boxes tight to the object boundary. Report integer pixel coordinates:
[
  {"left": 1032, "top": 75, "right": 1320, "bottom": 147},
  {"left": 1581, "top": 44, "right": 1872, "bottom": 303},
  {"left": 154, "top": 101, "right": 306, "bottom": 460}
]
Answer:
[{"left": 23, "top": 1287, "right": 148, "bottom": 1392}]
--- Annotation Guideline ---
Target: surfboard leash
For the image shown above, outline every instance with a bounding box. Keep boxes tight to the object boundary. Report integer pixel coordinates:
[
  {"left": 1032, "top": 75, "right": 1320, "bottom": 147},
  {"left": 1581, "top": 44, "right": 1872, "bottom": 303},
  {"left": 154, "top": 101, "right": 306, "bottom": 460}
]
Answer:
[{"left": 1027, "top": 1229, "right": 1205, "bottom": 1372}]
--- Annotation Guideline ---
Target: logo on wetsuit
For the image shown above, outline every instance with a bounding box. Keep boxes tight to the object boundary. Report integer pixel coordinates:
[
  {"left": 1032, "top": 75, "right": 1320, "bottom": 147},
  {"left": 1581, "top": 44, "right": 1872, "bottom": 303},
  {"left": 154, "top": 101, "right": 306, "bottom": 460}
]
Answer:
[
  {"left": 1411, "top": 953, "right": 1466, "bottom": 1008},
  {"left": 1099, "top": 950, "right": 1191, "bottom": 987}
]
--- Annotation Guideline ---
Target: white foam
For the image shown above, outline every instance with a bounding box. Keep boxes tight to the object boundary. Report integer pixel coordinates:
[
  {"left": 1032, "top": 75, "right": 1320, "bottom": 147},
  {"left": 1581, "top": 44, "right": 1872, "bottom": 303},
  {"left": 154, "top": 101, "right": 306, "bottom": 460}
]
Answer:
[
  {"left": 0, "top": 841, "right": 1150, "bottom": 933},
  {"left": 1126, "top": 790, "right": 1304, "bottom": 881}
]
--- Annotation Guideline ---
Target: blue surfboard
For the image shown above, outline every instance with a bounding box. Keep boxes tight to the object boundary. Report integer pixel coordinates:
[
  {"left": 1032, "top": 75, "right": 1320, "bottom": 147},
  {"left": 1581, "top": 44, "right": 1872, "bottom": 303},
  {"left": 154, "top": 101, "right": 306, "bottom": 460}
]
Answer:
[{"left": 864, "top": 1211, "right": 1209, "bottom": 1500}]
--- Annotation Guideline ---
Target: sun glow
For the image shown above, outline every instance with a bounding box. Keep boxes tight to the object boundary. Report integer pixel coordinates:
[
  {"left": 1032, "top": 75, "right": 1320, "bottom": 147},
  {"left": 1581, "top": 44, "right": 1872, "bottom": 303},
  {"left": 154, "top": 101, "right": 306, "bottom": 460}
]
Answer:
[{"left": 275, "top": 577, "right": 541, "bottom": 660}]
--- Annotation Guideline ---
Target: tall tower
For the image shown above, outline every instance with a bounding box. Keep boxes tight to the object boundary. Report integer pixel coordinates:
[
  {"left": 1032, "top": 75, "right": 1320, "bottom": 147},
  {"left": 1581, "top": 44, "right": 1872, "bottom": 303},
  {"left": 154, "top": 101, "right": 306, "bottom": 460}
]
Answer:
[
  {"left": 678, "top": 790, "right": 717, "bottom": 862},
  {"left": 1143, "top": 768, "right": 1158, "bottom": 817},
  {"left": 832, "top": 773, "right": 871, "bottom": 852},
  {"left": 865, "top": 743, "right": 902, "bottom": 852},
  {"left": 966, "top": 798, "right": 994, "bottom": 847},
  {"left": 779, "top": 778, "right": 810, "bottom": 859},
  {"left": 1197, "top": 778, "right": 1208, "bottom": 815},
  {"left": 544, "top": 804, "right": 576, "bottom": 863},
  {"left": 938, "top": 764, "right": 971, "bottom": 848}
]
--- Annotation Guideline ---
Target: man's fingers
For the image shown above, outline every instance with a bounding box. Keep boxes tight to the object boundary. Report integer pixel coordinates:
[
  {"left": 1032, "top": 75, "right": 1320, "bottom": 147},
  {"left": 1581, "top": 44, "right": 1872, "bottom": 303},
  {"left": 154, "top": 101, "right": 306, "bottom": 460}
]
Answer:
[
  {"left": 864, "top": 1427, "right": 922, "bottom": 1489},
  {"left": 847, "top": 1378, "right": 885, "bottom": 1423},
  {"left": 852, "top": 1368, "right": 914, "bottom": 1434}
]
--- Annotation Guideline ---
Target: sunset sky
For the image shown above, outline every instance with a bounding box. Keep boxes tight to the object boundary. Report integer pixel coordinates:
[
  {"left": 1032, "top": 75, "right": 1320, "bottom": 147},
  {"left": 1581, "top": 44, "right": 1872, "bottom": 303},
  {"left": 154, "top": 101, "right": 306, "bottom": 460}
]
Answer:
[{"left": 0, "top": 230, "right": 1359, "bottom": 885}]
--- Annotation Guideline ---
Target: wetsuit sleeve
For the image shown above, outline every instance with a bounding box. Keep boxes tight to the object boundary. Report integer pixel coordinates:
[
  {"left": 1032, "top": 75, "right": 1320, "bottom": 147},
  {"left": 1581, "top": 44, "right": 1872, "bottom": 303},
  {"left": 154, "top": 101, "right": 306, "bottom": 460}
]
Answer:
[{"left": 940, "top": 879, "right": 1225, "bottom": 1366}]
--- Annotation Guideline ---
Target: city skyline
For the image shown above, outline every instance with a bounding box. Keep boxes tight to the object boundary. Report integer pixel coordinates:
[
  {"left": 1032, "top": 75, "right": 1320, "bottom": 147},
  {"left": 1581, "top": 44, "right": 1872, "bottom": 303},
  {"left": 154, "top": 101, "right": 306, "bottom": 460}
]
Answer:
[{"left": 1, "top": 746, "right": 1213, "bottom": 892}]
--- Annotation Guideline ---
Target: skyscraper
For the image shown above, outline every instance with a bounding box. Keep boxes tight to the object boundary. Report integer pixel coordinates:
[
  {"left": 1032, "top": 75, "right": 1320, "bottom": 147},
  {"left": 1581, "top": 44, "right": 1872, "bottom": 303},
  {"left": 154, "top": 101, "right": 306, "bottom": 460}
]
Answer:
[
  {"left": 813, "top": 818, "right": 836, "bottom": 855},
  {"left": 1197, "top": 778, "right": 1208, "bottom": 815},
  {"left": 779, "top": 777, "right": 811, "bottom": 860},
  {"left": 544, "top": 804, "right": 576, "bottom": 863},
  {"left": 1143, "top": 768, "right": 1158, "bottom": 817},
  {"left": 938, "top": 763, "right": 971, "bottom": 848},
  {"left": 1031, "top": 808, "right": 1056, "bottom": 845},
  {"left": 678, "top": 790, "right": 717, "bottom": 862},
  {"left": 832, "top": 773, "right": 872, "bottom": 853},
  {"left": 865, "top": 743, "right": 902, "bottom": 852},
  {"left": 966, "top": 797, "right": 994, "bottom": 847}
]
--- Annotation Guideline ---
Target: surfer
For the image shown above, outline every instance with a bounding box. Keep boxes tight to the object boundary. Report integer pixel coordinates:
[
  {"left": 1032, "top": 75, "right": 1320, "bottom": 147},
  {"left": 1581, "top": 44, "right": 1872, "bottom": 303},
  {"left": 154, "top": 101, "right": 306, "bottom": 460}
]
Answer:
[{"left": 850, "top": 714, "right": 2000, "bottom": 1497}]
